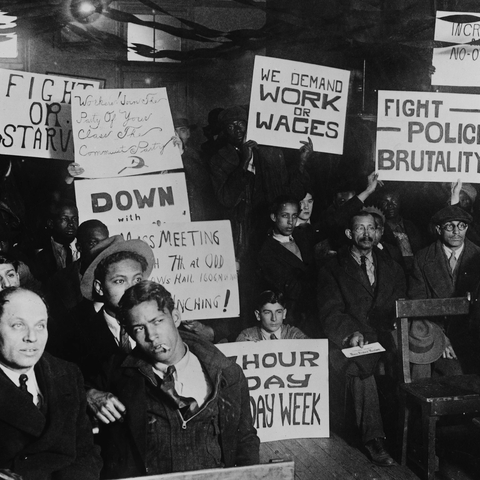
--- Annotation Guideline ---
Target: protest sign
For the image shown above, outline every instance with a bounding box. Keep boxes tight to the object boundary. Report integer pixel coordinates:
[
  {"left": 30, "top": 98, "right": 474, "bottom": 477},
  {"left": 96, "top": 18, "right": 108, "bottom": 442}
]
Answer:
[
  {"left": 217, "top": 340, "right": 329, "bottom": 442},
  {"left": 111, "top": 220, "right": 239, "bottom": 320},
  {"left": 247, "top": 55, "right": 350, "bottom": 154},
  {"left": 0, "top": 69, "right": 100, "bottom": 160},
  {"left": 71, "top": 87, "right": 183, "bottom": 178},
  {"left": 432, "top": 11, "right": 480, "bottom": 87},
  {"left": 75, "top": 172, "right": 190, "bottom": 226},
  {"left": 376, "top": 90, "right": 480, "bottom": 183}
]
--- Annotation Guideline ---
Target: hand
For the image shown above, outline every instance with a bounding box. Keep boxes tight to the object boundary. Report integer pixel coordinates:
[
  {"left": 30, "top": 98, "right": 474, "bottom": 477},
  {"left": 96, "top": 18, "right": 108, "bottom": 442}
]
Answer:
[
  {"left": 0, "top": 470, "right": 23, "bottom": 480},
  {"left": 450, "top": 178, "right": 462, "bottom": 205},
  {"left": 86, "top": 388, "right": 127, "bottom": 424},
  {"left": 346, "top": 331, "right": 368, "bottom": 348},
  {"left": 358, "top": 172, "right": 383, "bottom": 202},
  {"left": 65, "top": 162, "right": 85, "bottom": 184},
  {"left": 299, "top": 136, "right": 314, "bottom": 164},
  {"left": 172, "top": 134, "right": 184, "bottom": 154},
  {"left": 442, "top": 336, "right": 457, "bottom": 359},
  {"left": 241, "top": 140, "right": 258, "bottom": 167},
  {"left": 182, "top": 320, "right": 214, "bottom": 342}
]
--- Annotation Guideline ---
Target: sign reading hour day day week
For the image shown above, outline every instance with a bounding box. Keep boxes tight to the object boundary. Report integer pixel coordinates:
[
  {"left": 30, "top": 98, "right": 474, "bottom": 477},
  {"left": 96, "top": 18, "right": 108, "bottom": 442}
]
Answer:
[
  {"left": 376, "top": 90, "right": 480, "bottom": 183},
  {"left": 0, "top": 69, "right": 100, "bottom": 160},
  {"left": 217, "top": 340, "right": 329, "bottom": 443},
  {"left": 74, "top": 172, "right": 190, "bottom": 225},
  {"left": 247, "top": 55, "right": 350, "bottom": 154},
  {"left": 113, "top": 221, "right": 239, "bottom": 321},
  {"left": 71, "top": 87, "right": 182, "bottom": 178},
  {"left": 432, "top": 11, "right": 480, "bottom": 87}
]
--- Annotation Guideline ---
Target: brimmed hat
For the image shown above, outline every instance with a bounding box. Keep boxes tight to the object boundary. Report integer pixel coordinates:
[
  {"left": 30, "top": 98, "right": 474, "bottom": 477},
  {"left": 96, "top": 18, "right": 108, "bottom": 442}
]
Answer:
[
  {"left": 80, "top": 235, "right": 155, "bottom": 301},
  {"left": 218, "top": 106, "right": 248, "bottom": 126},
  {"left": 408, "top": 320, "right": 445, "bottom": 365},
  {"left": 431, "top": 205, "right": 472, "bottom": 225},
  {"left": 173, "top": 117, "right": 197, "bottom": 130}
]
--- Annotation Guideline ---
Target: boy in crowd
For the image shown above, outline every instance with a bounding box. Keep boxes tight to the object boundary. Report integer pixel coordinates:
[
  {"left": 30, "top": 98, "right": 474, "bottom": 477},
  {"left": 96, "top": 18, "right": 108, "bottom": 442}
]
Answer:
[{"left": 236, "top": 290, "right": 308, "bottom": 341}]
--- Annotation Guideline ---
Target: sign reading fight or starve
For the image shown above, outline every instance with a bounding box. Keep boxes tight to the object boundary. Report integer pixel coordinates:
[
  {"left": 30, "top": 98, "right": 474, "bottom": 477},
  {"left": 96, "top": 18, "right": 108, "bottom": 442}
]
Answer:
[
  {"left": 247, "top": 55, "right": 350, "bottom": 154},
  {"left": 0, "top": 69, "right": 100, "bottom": 160},
  {"left": 432, "top": 11, "right": 480, "bottom": 87},
  {"left": 217, "top": 340, "right": 329, "bottom": 443},
  {"left": 376, "top": 90, "right": 480, "bottom": 183},
  {"left": 71, "top": 87, "right": 183, "bottom": 179},
  {"left": 112, "top": 221, "right": 239, "bottom": 321},
  {"left": 74, "top": 172, "right": 190, "bottom": 226}
]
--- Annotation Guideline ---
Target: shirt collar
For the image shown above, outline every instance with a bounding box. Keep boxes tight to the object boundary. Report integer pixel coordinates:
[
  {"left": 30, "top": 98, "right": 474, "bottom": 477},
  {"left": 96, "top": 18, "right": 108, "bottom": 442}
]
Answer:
[
  {"left": 443, "top": 243, "right": 464, "bottom": 259},
  {"left": 260, "top": 326, "right": 282, "bottom": 340},
  {"left": 350, "top": 247, "right": 373, "bottom": 264},
  {"left": 0, "top": 363, "right": 34, "bottom": 385},
  {"left": 272, "top": 231, "right": 294, "bottom": 243}
]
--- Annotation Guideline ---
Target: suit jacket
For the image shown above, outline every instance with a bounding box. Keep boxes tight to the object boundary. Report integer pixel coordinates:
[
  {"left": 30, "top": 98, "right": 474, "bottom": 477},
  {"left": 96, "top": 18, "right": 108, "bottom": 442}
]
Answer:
[
  {"left": 93, "top": 331, "right": 259, "bottom": 479},
  {"left": 0, "top": 353, "right": 102, "bottom": 480},
  {"left": 317, "top": 246, "right": 406, "bottom": 377},
  {"left": 408, "top": 238, "right": 480, "bottom": 300}
]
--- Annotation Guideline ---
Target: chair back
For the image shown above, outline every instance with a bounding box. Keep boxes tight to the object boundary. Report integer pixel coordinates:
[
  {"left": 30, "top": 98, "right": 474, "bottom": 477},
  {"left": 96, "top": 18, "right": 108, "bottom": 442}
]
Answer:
[{"left": 395, "top": 295, "right": 470, "bottom": 383}]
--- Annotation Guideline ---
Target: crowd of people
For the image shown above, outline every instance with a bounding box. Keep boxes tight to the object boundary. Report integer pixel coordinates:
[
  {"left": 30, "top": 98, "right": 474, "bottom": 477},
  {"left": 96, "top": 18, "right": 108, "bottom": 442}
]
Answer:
[{"left": 2, "top": 103, "right": 480, "bottom": 478}]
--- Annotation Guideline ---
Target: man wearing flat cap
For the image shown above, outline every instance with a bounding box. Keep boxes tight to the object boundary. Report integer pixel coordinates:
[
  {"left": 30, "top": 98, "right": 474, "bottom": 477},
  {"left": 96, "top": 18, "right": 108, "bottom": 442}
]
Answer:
[
  {"left": 208, "top": 105, "right": 313, "bottom": 262},
  {"left": 408, "top": 204, "right": 480, "bottom": 376}
]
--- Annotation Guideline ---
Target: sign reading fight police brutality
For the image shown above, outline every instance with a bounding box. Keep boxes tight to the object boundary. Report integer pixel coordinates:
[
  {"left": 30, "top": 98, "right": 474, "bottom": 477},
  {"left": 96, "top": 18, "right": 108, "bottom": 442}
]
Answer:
[
  {"left": 376, "top": 90, "right": 480, "bottom": 183},
  {"left": 74, "top": 172, "right": 190, "bottom": 226},
  {"left": 71, "top": 87, "right": 182, "bottom": 178},
  {"left": 112, "top": 220, "right": 239, "bottom": 320},
  {"left": 0, "top": 69, "right": 100, "bottom": 160},
  {"left": 217, "top": 340, "right": 329, "bottom": 443},
  {"left": 432, "top": 11, "right": 480, "bottom": 87},
  {"left": 247, "top": 55, "right": 350, "bottom": 154}
]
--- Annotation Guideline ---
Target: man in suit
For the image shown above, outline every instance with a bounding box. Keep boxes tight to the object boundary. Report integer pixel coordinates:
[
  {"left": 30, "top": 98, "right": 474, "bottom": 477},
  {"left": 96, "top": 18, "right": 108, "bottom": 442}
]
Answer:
[
  {"left": 0, "top": 287, "right": 102, "bottom": 480},
  {"left": 91, "top": 280, "right": 259, "bottom": 478},
  {"left": 408, "top": 205, "right": 480, "bottom": 375},
  {"left": 317, "top": 211, "right": 406, "bottom": 466}
]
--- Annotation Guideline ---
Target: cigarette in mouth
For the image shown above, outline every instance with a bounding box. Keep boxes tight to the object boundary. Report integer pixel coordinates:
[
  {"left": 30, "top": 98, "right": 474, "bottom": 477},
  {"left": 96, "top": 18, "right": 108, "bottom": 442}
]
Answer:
[{"left": 160, "top": 343, "right": 171, "bottom": 351}]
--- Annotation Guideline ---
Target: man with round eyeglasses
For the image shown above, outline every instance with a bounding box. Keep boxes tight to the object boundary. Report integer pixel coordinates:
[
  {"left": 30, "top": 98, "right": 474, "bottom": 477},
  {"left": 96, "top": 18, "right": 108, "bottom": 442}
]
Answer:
[{"left": 408, "top": 205, "right": 480, "bottom": 377}]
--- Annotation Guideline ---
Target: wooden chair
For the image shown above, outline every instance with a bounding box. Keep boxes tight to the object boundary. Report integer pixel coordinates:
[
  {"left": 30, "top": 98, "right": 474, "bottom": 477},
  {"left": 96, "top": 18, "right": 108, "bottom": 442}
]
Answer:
[{"left": 395, "top": 296, "right": 480, "bottom": 480}]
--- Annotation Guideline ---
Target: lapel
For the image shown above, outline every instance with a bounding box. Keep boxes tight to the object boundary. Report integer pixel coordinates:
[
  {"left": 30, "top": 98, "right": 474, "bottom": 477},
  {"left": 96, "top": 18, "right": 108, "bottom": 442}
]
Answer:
[
  {"left": 0, "top": 367, "right": 46, "bottom": 436},
  {"left": 266, "top": 236, "right": 306, "bottom": 270},
  {"left": 423, "top": 240, "right": 455, "bottom": 298},
  {"left": 91, "top": 308, "right": 121, "bottom": 352},
  {"left": 340, "top": 248, "right": 374, "bottom": 296}
]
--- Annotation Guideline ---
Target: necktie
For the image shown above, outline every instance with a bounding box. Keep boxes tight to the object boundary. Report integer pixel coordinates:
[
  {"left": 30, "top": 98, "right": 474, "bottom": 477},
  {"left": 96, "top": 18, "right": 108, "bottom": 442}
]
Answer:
[
  {"left": 19, "top": 374, "right": 33, "bottom": 402},
  {"left": 270, "top": 333, "right": 278, "bottom": 340},
  {"left": 449, "top": 251, "right": 457, "bottom": 274},
  {"left": 159, "top": 365, "right": 198, "bottom": 419},
  {"left": 119, "top": 326, "right": 132, "bottom": 354},
  {"left": 63, "top": 243, "right": 73, "bottom": 266},
  {"left": 360, "top": 255, "right": 368, "bottom": 276}
]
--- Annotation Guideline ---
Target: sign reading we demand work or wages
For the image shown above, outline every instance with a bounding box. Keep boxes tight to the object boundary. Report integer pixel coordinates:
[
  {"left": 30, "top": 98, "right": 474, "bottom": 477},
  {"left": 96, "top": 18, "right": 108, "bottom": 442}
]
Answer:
[
  {"left": 0, "top": 69, "right": 100, "bottom": 160},
  {"left": 113, "top": 220, "right": 239, "bottom": 320},
  {"left": 432, "top": 11, "right": 480, "bottom": 87},
  {"left": 247, "top": 55, "right": 350, "bottom": 154},
  {"left": 74, "top": 172, "right": 190, "bottom": 226},
  {"left": 376, "top": 90, "right": 480, "bottom": 183},
  {"left": 71, "top": 87, "right": 182, "bottom": 179},
  {"left": 217, "top": 340, "right": 329, "bottom": 442}
]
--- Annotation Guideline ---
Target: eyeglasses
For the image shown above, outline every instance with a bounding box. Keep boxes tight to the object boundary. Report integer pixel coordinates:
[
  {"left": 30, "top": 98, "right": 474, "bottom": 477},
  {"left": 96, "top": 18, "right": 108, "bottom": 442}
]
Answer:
[
  {"left": 441, "top": 222, "right": 468, "bottom": 232},
  {"left": 352, "top": 225, "right": 376, "bottom": 234}
]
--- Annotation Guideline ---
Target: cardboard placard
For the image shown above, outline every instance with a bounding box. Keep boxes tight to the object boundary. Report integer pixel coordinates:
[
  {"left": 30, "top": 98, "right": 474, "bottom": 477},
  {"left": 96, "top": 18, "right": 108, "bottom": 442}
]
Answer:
[
  {"left": 432, "top": 11, "right": 480, "bottom": 87},
  {"left": 376, "top": 90, "right": 480, "bottom": 182},
  {"left": 217, "top": 340, "right": 329, "bottom": 442},
  {"left": 112, "top": 221, "right": 239, "bottom": 320},
  {"left": 0, "top": 69, "right": 100, "bottom": 160},
  {"left": 74, "top": 172, "right": 190, "bottom": 226},
  {"left": 71, "top": 87, "right": 183, "bottom": 178},
  {"left": 247, "top": 55, "right": 350, "bottom": 154}
]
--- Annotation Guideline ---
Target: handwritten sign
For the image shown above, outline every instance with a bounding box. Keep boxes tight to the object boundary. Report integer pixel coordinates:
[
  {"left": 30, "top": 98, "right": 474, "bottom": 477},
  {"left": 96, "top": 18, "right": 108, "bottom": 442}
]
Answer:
[
  {"left": 75, "top": 172, "right": 190, "bottom": 226},
  {"left": 376, "top": 90, "right": 480, "bottom": 183},
  {"left": 110, "top": 221, "right": 239, "bottom": 320},
  {"left": 217, "top": 340, "right": 329, "bottom": 442},
  {"left": 71, "top": 87, "right": 183, "bottom": 178},
  {"left": 432, "top": 11, "right": 480, "bottom": 87},
  {"left": 0, "top": 69, "right": 100, "bottom": 160},
  {"left": 247, "top": 55, "right": 350, "bottom": 154}
]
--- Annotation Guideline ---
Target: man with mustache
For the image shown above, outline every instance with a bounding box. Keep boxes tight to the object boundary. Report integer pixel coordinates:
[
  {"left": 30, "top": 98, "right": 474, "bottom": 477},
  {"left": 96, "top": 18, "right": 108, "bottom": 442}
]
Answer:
[
  {"left": 408, "top": 205, "right": 480, "bottom": 376},
  {"left": 317, "top": 211, "right": 406, "bottom": 467}
]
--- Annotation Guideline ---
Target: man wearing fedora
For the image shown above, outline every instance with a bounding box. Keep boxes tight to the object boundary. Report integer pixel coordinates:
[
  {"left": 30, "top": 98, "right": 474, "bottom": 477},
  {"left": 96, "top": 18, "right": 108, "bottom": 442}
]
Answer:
[{"left": 408, "top": 204, "right": 480, "bottom": 376}]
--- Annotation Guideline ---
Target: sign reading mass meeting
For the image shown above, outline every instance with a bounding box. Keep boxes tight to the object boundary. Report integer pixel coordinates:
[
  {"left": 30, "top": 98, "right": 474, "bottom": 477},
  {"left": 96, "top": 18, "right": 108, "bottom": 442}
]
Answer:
[
  {"left": 376, "top": 90, "right": 480, "bottom": 183},
  {"left": 217, "top": 340, "right": 329, "bottom": 443},
  {"left": 71, "top": 87, "right": 183, "bottom": 178},
  {"left": 247, "top": 55, "right": 350, "bottom": 155},
  {"left": 0, "top": 69, "right": 100, "bottom": 160}
]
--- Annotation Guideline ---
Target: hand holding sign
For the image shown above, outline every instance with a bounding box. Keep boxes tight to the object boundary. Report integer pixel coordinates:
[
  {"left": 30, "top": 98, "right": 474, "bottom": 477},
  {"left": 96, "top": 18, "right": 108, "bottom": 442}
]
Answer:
[{"left": 299, "top": 136, "right": 314, "bottom": 165}]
